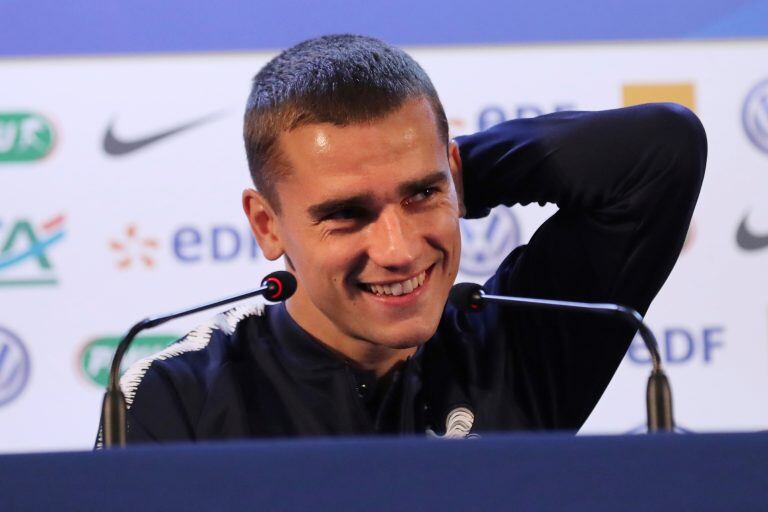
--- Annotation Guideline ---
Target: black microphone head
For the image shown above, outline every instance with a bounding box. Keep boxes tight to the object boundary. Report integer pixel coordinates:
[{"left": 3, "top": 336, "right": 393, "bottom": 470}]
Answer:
[
  {"left": 448, "top": 282, "right": 485, "bottom": 311},
  {"left": 261, "top": 270, "right": 297, "bottom": 302}
]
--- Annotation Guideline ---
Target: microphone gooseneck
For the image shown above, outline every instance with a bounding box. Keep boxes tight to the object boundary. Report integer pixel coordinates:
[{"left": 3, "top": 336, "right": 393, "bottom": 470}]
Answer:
[
  {"left": 449, "top": 282, "right": 674, "bottom": 433},
  {"left": 101, "top": 270, "right": 297, "bottom": 448}
]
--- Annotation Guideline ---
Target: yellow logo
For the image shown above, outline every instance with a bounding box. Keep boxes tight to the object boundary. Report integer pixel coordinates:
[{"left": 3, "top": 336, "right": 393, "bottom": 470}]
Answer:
[{"left": 622, "top": 83, "right": 696, "bottom": 112}]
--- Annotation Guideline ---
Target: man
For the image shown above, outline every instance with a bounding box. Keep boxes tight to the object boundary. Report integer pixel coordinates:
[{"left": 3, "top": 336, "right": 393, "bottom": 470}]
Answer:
[{"left": 102, "top": 34, "right": 706, "bottom": 444}]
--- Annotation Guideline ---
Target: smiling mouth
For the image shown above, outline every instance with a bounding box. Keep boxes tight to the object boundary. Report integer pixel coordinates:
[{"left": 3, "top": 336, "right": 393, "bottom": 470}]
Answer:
[{"left": 360, "top": 268, "right": 430, "bottom": 297}]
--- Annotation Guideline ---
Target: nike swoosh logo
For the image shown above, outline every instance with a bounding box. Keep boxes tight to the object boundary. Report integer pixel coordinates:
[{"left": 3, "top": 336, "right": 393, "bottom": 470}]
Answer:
[
  {"left": 103, "top": 112, "right": 225, "bottom": 156},
  {"left": 736, "top": 213, "right": 768, "bottom": 250}
]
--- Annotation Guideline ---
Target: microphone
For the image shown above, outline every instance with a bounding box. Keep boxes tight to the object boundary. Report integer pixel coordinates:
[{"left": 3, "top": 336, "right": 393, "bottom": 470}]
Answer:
[
  {"left": 449, "top": 283, "right": 674, "bottom": 433},
  {"left": 100, "top": 270, "right": 297, "bottom": 448}
]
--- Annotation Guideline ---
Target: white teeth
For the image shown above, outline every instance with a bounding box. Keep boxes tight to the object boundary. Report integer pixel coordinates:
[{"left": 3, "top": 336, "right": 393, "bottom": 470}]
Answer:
[{"left": 366, "top": 270, "right": 428, "bottom": 296}]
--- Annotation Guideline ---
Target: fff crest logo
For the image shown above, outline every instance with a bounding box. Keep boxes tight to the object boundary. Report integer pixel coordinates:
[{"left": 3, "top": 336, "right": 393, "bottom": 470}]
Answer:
[
  {"left": 0, "top": 326, "right": 31, "bottom": 407},
  {"left": 743, "top": 79, "right": 768, "bottom": 155},
  {"left": 0, "top": 214, "right": 66, "bottom": 287},
  {"left": 459, "top": 207, "right": 521, "bottom": 277},
  {"left": 0, "top": 112, "right": 55, "bottom": 162}
]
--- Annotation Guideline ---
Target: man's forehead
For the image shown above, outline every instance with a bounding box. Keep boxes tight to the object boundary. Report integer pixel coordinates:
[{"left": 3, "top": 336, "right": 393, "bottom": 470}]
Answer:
[
  {"left": 268, "top": 98, "right": 449, "bottom": 209},
  {"left": 277, "top": 98, "right": 444, "bottom": 165}
]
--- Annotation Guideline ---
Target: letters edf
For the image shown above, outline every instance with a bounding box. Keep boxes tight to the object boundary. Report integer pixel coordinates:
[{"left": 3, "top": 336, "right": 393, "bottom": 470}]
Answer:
[
  {"left": 628, "top": 326, "right": 724, "bottom": 365},
  {"left": 173, "top": 226, "right": 261, "bottom": 262}
]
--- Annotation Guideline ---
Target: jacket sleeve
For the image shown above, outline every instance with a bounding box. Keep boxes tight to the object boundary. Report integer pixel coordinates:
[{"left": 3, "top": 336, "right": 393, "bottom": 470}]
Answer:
[
  {"left": 455, "top": 103, "right": 707, "bottom": 429},
  {"left": 124, "top": 364, "right": 196, "bottom": 443},
  {"left": 94, "top": 362, "right": 196, "bottom": 448}
]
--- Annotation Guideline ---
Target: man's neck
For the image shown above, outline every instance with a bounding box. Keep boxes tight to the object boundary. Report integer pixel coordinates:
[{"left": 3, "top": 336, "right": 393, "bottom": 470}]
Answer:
[
  {"left": 345, "top": 343, "right": 417, "bottom": 378},
  {"left": 286, "top": 301, "right": 416, "bottom": 378}
]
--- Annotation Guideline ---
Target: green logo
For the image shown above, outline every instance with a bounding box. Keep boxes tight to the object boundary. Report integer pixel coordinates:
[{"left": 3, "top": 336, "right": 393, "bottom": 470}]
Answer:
[
  {"left": 0, "top": 112, "right": 55, "bottom": 162},
  {"left": 80, "top": 334, "right": 178, "bottom": 387},
  {"left": 0, "top": 214, "right": 65, "bottom": 287}
]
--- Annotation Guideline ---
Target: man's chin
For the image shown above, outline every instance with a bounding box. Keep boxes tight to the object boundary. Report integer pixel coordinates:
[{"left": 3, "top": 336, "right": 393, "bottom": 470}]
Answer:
[
  {"left": 378, "top": 337, "right": 428, "bottom": 350},
  {"left": 365, "top": 323, "right": 438, "bottom": 350}
]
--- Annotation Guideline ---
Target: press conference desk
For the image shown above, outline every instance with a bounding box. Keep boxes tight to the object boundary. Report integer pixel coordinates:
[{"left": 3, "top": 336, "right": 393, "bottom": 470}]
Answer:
[{"left": 2, "top": 433, "right": 766, "bottom": 511}]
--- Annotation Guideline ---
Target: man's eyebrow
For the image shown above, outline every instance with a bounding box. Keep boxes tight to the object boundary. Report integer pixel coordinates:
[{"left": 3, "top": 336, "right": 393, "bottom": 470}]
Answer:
[
  {"left": 307, "top": 194, "right": 374, "bottom": 221},
  {"left": 307, "top": 171, "right": 450, "bottom": 221},
  {"left": 397, "top": 171, "right": 449, "bottom": 196}
]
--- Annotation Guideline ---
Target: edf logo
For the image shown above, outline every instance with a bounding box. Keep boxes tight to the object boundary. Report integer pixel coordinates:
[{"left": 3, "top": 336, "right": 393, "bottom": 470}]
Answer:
[
  {"left": 109, "top": 223, "right": 261, "bottom": 269},
  {"left": 477, "top": 103, "right": 575, "bottom": 131},
  {"left": 627, "top": 326, "right": 724, "bottom": 365},
  {"left": 743, "top": 79, "right": 768, "bottom": 155},
  {"left": 173, "top": 225, "right": 261, "bottom": 263},
  {"left": 459, "top": 207, "right": 521, "bottom": 277},
  {"left": 0, "top": 326, "right": 31, "bottom": 407}
]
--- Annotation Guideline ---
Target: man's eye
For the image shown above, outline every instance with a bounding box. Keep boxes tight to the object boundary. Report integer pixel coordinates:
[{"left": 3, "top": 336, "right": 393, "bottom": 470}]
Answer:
[
  {"left": 325, "top": 208, "right": 363, "bottom": 221},
  {"left": 405, "top": 187, "right": 438, "bottom": 206}
]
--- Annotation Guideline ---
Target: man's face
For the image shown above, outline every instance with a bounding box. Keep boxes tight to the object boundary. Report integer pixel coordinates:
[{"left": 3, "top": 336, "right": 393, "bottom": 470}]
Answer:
[{"left": 245, "top": 97, "right": 462, "bottom": 354}]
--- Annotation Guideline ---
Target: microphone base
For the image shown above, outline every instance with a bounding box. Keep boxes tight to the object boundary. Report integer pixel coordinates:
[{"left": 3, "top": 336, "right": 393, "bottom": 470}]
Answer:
[
  {"left": 101, "top": 388, "right": 127, "bottom": 448},
  {"left": 647, "top": 370, "right": 675, "bottom": 433}
]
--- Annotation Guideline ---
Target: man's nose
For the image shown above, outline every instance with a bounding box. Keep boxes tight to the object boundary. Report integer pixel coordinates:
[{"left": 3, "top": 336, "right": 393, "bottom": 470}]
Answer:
[{"left": 367, "top": 207, "right": 418, "bottom": 270}]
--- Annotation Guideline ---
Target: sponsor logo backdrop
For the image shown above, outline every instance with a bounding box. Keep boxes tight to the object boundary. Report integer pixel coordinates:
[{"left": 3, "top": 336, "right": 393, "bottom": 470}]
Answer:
[{"left": 1, "top": 39, "right": 767, "bottom": 452}]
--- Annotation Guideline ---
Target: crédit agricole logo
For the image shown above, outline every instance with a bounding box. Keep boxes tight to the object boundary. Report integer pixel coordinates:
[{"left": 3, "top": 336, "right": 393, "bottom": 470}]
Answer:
[{"left": 0, "top": 214, "right": 66, "bottom": 287}]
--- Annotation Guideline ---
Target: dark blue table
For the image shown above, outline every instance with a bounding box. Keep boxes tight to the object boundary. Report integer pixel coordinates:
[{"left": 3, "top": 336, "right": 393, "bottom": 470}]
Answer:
[{"left": 1, "top": 433, "right": 766, "bottom": 511}]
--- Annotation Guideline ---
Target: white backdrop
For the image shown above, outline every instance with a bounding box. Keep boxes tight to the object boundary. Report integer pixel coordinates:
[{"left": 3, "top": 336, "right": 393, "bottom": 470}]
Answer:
[{"left": 1, "top": 38, "right": 767, "bottom": 452}]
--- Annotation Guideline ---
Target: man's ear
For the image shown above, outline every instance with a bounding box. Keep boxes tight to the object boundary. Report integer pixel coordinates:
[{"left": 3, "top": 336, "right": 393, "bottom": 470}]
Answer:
[
  {"left": 242, "top": 189, "right": 285, "bottom": 261},
  {"left": 448, "top": 140, "right": 466, "bottom": 218}
]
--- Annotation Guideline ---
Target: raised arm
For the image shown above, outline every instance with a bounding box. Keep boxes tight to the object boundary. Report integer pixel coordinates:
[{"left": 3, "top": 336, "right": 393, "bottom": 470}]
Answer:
[{"left": 454, "top": 103, "right": 707, "bottom": 428}]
